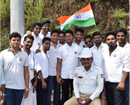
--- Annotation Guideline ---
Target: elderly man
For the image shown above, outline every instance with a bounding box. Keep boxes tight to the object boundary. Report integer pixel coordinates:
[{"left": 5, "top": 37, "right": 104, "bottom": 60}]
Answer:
[{"left": 64, "top": 48, "right": 103, "bottom": 105}]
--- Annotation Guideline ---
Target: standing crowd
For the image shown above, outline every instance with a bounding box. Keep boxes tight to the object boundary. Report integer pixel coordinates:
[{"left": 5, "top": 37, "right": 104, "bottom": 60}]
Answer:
[{"left": 0, "top": 20, "right": 130, "bottom": 105}]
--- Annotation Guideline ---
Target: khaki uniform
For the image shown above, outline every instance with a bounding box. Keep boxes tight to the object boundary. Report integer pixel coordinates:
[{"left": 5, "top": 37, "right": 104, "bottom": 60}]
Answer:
[{"left": 64, "top": 65, "right": 103, "bottom": 105}]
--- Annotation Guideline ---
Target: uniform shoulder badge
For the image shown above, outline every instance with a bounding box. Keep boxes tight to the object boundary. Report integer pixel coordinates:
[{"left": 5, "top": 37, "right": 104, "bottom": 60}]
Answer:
[{"left": 74, "top": 73, "right": 77, "bottom": 77}]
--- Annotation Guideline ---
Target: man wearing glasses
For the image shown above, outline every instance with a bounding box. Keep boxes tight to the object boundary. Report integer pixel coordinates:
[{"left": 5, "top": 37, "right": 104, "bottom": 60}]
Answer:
[
  {"left": 90, "top": 32, "right": 108, "bottom": 70},
  {"left": 84, "top": 35, "right": 93, "bottom": 48},
  {"left": 90, "top": 31, "right": 108, "bottom": 105}
]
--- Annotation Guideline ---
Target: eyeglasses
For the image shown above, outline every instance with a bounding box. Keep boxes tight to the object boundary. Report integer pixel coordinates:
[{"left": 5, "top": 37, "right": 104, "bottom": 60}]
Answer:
[
  {"left": 85, "top": 40, "right": 91, "bottom": 45},
  {"left": 93, "top": 36, "right": 101, "bottom": 39}
]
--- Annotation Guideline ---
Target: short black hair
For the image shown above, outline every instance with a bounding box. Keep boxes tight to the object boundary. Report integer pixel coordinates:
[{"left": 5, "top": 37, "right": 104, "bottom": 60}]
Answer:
[
  {"left": 92, "top": 31, "right": 102, "bottom": 38},
  {"left": 9, "top": 32, "right": 21, "bottom": 40},
  {"left": 42, "top": 37, "right": 51, "bottom": 43},
  {"left": 24, "top": 35, "right": 34, "bottom": 41},
  {"left": 104, "top": 31, "right": 116, "bottom": 40},
  {"left": 75, "top": 28, "right": 84, "bottom": 34},
  {"left": 51, "top": 29, "right": 59, "bottom": 36},
  {"left": 84, "top": 35, "right": 92, "bottom": 41},
  {"left": 33, "top": 22, "right": 42, "bottom": 29},
  {"left": 41, "top": 20, "right": 50, "bottom": 27},
  {"left": 59, "top": 31, "right": 65, "bottom": 35},
  {"left": 65, "top": 30, "right": 74, "bottom": 36},
  {"left": 116, "top": 28, "right": 127, "bottom": 36}
]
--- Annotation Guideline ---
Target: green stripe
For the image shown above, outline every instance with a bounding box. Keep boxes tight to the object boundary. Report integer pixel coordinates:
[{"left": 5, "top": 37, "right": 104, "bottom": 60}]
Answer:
[{"left": 62, "top": 17, "right": 96, "bottom": 31}]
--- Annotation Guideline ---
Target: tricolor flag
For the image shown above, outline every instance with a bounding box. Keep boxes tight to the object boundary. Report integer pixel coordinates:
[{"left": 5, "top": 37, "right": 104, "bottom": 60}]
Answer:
[{"left": 57, "top": 3, "right": 96, "bottom": 31}]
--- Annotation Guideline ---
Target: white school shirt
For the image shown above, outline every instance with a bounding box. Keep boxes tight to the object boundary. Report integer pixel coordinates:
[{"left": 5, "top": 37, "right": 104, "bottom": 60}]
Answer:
[
  {"left": 90, "top": 43, "right": 108, "bottom": 71},
  {"left": 47, "top": 43, "right": 61, "bottom": 76},
  {"left": 31, "top": 32, "right": 42, "bottom": 52},
  {"left": 57, "top": 43, "right": 82, "bottom": 79},
  {"left": 73, "top": 40, "right": 87, "bottom": 48},
  {"left": 22, "top": 50, "right": 36, "bottom": 89},
  {"left": 35, "top": 50, "right": 48, "bottom": 79},
  {"left": 39, "top": 30, "right": 51, "bottom": 40},
  {"left": 74, "top": 65, "right": 103, "bottom": 100},
  {"left": 117, "top": 41, "right": 130, "bottom": 53},
  {"left": 73, "top": 40, "right": 85, "bottom": 67},
  {"left": 0, "top": 48, "right": 29, "bottom": 89},
  {"left": 102, "top": 46, "right": 130, "bottom": 83}
]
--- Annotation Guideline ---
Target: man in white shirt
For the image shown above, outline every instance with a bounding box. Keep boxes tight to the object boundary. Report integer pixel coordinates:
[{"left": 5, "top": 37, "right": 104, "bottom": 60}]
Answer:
[
  {"left": 84, "top": 35, "right": 93, "bottom": 48},
  {"left": 90, "top": 32, "right": 108, "bottom": 105},
  {"left": 64, "top": 48, "right": 103, "bottom": 105},
  {"left": 35, "top": 37, "right": 51, "bottom": 105},
  {"left": 57, "top": 30, "right": 82, "bottom": 104},
  {"left": 103, "top": 31, "right": 130, "bottom": 105},
  {"left": 21, "top": 35, "right": 37, "bottom": 105},
  {"left": 39, "top": 20, "right": 51, "bottom": 40},
  {"left": 90, "top": 31, "right": 108, "bottom": 71},
  {"left": 74, "top": 28, "right": 85, "bottom": 67},
  {"left": 0, "top": 32, "right": 29, "bottom": 105},
  {"left": 116, "top": 28, "right": 130, "bottom": 105},
  {"left": 45, "top": 29, "right": 61, "bottom": 105}
]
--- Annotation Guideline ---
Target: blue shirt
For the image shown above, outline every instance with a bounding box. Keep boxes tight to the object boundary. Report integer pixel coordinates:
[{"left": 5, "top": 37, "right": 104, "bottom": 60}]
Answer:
[{"left": 0, "top": 60, "right": 5, "bottom": 85}]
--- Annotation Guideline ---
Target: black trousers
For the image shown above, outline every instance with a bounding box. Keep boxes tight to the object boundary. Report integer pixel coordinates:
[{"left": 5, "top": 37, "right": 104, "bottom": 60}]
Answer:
[
  {"left": 62, "top": 79, "right": 73, "bottom": 105},
  {"left": 105, "top": 82, "right": 125, "bottom": 105},
  {"left": 36, "top": 80, "right": 47, "bottom": 105}
]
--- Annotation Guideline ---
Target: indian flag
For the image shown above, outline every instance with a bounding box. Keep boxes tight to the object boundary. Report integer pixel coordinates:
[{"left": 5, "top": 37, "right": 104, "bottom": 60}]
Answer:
[{"left": 57, "top": 3, "right": 96, "bottom": 31}]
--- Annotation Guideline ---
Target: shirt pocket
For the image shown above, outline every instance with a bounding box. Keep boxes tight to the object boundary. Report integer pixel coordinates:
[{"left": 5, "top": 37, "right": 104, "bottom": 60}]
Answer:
[
  {"left": 78, "top": 78, "right": 84, "bottom": 85},
  {"left": 88, "top": 76, "right": 96, "bottom": 86}
]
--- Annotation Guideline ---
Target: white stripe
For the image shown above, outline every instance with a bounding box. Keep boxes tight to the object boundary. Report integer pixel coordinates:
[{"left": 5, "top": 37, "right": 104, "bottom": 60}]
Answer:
[{"left": 61, "top": 10, "right": 94, "bottom": 30}]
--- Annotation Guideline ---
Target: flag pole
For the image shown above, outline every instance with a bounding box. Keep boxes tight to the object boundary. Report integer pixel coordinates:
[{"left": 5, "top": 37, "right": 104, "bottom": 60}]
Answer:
[{"left": 95, "top": 24, "right": 97, "bottom": 31}]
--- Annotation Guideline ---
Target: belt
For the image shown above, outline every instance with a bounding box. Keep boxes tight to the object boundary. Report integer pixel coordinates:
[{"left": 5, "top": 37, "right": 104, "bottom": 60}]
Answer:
[{"left": 38, "top": 77, "right": 48, "bottom": 81}]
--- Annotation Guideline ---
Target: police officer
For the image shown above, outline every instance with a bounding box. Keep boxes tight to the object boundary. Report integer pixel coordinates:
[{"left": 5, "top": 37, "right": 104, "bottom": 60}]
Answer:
[{"left": 64, "top": 48, "right": 103, "bottom": 105}]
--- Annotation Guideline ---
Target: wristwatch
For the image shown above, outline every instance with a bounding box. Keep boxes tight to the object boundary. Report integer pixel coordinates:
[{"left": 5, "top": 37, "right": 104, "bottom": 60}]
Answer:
[
  {"left": 2, "top": 94, "right": 6, "bottom": 96},
  {"left": 25, "top": 88, "right": 29, "bottom": 91}
]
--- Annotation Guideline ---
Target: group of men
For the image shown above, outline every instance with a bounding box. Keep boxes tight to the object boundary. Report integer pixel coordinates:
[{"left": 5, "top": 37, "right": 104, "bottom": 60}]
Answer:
[{"left": 0, "top": 20, "right": 130, "bottom": 105}]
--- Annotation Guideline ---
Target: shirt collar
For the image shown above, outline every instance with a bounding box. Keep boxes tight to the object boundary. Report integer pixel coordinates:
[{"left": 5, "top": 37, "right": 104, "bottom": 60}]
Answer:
[
  {"left": 113, "top": 45, "right": 121, "bottom": 52},
  {"left": 32, "top": 32, "right": 39, "bottom": 38},
  {"left": 65, "top": 42, "right": 74, "bottom": 47},
  {"left": 73, "top": 39, "right": 82, "bottom": 45},
  {"left": 117, "top": 41, "right": 130, "bottom": 49},
  {"left": 8, "top": 47, "right": 22, "bottom": 55},
  {"left": 123, "top": 42, "right": 130, "bottom": 48},
  {"left": 94, "top": 42, "right": 104, "bottom": 48},
  {"left": 83, "top": 65, "right": 94, "bottom": 72},
  {"left": 51, "top": 42, "right": 61, "bottom": 48}
]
